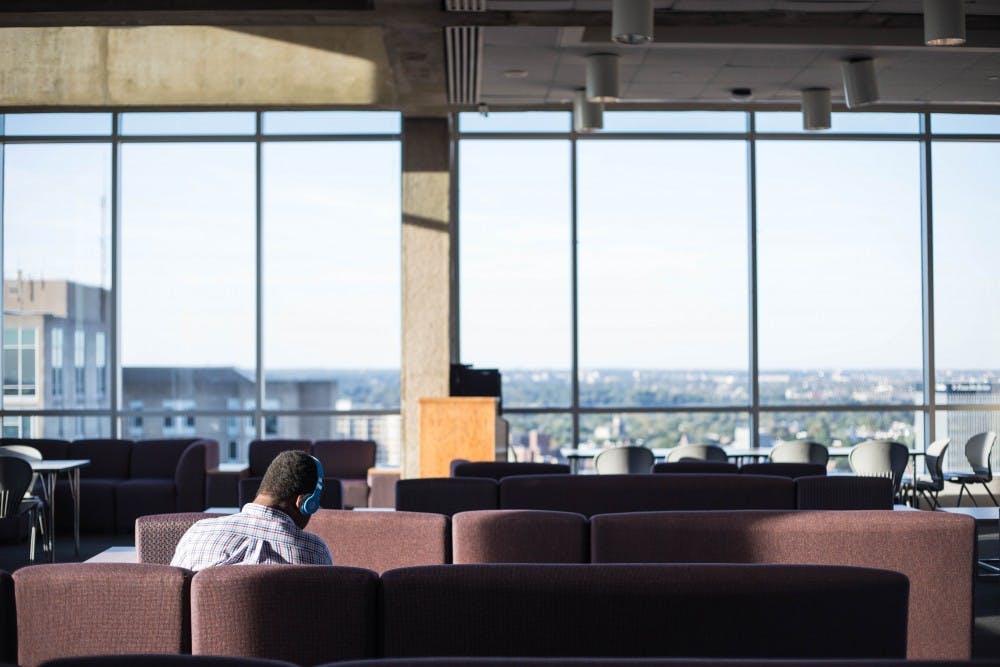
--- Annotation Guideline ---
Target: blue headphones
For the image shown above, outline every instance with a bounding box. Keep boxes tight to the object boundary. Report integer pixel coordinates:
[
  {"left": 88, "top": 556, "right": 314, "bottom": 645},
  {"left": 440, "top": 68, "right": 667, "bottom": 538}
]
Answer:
[{"left": 301, "top": 456, "right": 324, "bottom": 515}]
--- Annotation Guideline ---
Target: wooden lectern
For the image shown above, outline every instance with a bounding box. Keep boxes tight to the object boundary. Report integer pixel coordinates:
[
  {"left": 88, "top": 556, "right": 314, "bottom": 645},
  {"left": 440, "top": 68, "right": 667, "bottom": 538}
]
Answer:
[{"left": 419, "top": 396, "right": 502, "bottom": 478}]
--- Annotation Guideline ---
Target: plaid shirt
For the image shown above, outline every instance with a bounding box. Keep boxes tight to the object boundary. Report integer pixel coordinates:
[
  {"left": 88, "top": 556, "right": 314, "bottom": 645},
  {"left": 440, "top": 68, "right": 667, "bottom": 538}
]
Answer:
[{"left": 170, "top": 503, "right": 333, "bottom": 571}]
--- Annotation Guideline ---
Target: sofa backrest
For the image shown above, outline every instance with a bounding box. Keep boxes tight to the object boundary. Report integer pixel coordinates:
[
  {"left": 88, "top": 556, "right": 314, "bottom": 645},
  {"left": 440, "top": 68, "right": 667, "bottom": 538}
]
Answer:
[
  {"left": 136, "top": 512, "right": 230, "bottom": 565},
  {"left": 13, "top": 563, "right": 192, "bottom": 667},
  {"left": 38, "top": 656, "right": 301, "bottom": 667},
  {"left": 452, "top": 510, "right": 588, "bottom": 563},
  {"left": 247, "top": 440, "right": 312, "bottom": 477},
  {"left": 191, "top": 565, "right": 378, "bottom": 666},
  {"left": 452, "top": 462, "right": 571, "bottom": 480},
  {"left": 312, "top": 440, "right": 376, "bottom": 480},
  {"left": 652, "top": 461, "right": 739, "bottom": 474},
  {"left": 498, "top": 474, "right": 795, "bottom": 516},
  {"left": 589, "top": 509, "right": 975, "bottom": 660},
  {"left": 0, "top": 438, "right": 69, "bottom": 460},
  {"left": 395, "top": 478, "right": 499, "bottom": 516},
  {"left": 379, "top": 563, "right": 908, "bottom": 659},
  {"left": 131, "top": 439, "right": 199, "bottom": 479},
  {"left": 69, "top": 439, "right": 134, "bottom": 479},
  {"left": 795, "top": 475, "right": 894, "bottom": 509},
  {"left": 740, "top": 462, "right": 827, "bottom": 478},
  {"left": 307, "top": 510, "right": 449, "bottom": 574}
]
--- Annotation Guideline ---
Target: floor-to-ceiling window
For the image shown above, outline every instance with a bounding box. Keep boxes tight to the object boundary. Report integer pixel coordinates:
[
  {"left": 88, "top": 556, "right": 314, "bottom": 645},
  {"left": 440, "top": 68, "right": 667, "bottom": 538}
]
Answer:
[
  {"left": 458, "top": 110, "right": 1000, "bottom": 472},
  {"left": 0, "top": 111, "right": 402, "bottom": 464}
]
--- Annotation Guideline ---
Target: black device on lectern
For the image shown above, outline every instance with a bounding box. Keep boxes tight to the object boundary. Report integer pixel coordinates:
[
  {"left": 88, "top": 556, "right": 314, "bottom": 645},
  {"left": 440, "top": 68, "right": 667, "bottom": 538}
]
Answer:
[{"left": 450, "top": 363, "right": 502, "bottom": 414}]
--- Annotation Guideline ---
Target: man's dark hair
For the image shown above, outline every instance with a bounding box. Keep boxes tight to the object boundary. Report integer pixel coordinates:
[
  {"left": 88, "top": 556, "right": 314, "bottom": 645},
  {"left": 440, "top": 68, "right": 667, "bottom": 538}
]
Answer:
[{"left": 258, "top": 450, "right": 318, "bottom": 501}]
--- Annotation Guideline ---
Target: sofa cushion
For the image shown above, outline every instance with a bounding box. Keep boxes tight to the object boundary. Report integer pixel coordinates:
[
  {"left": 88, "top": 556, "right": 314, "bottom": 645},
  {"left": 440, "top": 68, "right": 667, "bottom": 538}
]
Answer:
[
  {"left": 312, "top": 440, "right": 376, "bottom": 480},
  {"left": 55, "top": 479, "right": 118, "bottom": 534},
  {"left": 69, "top": 439, "right": 133, "bottom": 479},
  {"left": 13, "top": 563, "right": 191, "bottom": 667},
  {"left": 396, "top": 478, "right": 499, "bottom": 516},
  {"left": 340, "top": 479, "right": 369, "bottom": 510},
  {"left": 452, "top": 510, "right": 588, "bottom": 564},
  {"left": 247, "top": 440, "right": 311, "bottom": 477},
  {"left": 136, "top": 512, "right": 230, "bottom": 565},
  {"left": 379, "top": 563, "right": 908, "bottom": 659},
  {"left": 116, "top": 480, "right": 177, "bottom": 533},
  {"left": 130, "top": 440, "right": 196, "bottom": 479},
  {"left": 191, "top": 565, "right": 378, "bottom": 665},
  {"left": 499, "top": 474, "right": 795, "bottom": 517},
  {"left": 307, "top": 510, "right": 449, "bottom": 574}
]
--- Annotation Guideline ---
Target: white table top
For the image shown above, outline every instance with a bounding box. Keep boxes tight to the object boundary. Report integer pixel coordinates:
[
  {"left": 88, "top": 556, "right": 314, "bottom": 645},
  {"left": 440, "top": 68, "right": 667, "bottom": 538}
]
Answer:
[
  {"left": 85, "top": 546, "right": 137, "bottom": 563},
  {"left": 31, "top": 459, "right": 91, "bottom": 472}
]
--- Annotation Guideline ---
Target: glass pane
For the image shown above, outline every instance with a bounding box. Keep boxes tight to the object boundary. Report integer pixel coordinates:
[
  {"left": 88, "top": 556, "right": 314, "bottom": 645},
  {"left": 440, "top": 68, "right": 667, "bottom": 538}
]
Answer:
[
  {"left": 262, "top": 142, "right": 401, "bottom": 410},
  {"left": 577, "top": 141, "right": 749, "bottom": 407},
  {"left": 121, "top": 143, "right": 256, "bottom": 408},
  {"left": 932, "top": 143, "right": 1000, "bottom": 402},
  {"left": 934, "top": 407, "right": 1000, "bottom": 474},
  {"left": 3, "top": 113, "right": 111, "bottom": 136},
  {"left": 757, "top": 141, "right": 922, "bottom": 404},
  {"left": 755, "top": 112, "right": 920, "bottom": 134},
  {"left": 505, "top": 412, "right": 573, "bottom": 464},
  {"left": 120, "top": 112, "right": 256, "bottom": 136},
  {"left": 460, "top": 140, "right": 572, "bottom": 408},
  {"left": 459, "top": 112, "right": 570, "bottom": 133},
  {"left": 932, "top": 114, "right": 1000, "bottom": 134},
  {"left": 263, "top": 111, "right": 400, "bottom": 135},
  {"left": 3, "top": 143, "right": 112, "bottom": 409},
  {"left": 759, "top": 410, "right": 921, "bottom": 473},
  {"left": 572, "top": 411, "right": 749, "bottom": 472},
  {"left": 601, "top": 111, "right": 747, "bottom": 133},
  {"left": 259, "top": 414, "right": 402, "bottom": 467}
]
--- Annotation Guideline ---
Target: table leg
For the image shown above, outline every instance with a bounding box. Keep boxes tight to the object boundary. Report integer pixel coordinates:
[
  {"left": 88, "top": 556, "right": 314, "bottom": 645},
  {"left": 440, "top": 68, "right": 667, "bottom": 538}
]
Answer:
[
  {"left": 72, "top": 469, "right": 80, "bottom": 557},
  {"left": 46, "top": 471, "right": 56, "bottom": 563}
]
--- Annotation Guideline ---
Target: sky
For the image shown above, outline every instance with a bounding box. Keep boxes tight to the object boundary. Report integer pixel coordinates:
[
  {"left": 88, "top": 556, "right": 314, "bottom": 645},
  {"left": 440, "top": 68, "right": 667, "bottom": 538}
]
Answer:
[{"left": 3, "top": 110, "right": 999, "bottom": 375}]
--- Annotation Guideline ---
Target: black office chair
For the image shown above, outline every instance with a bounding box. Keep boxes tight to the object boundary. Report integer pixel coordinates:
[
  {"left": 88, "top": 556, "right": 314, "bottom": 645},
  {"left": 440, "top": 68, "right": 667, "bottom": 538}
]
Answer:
[
  {"left": 947, "top": 431, "right": 999, "bottom": 507},
  {"left": 901, "top": 438, "right": 950, "bottom": 509},
  {"left": 0, "top": 455, "right": 42, "bottom": 562}
]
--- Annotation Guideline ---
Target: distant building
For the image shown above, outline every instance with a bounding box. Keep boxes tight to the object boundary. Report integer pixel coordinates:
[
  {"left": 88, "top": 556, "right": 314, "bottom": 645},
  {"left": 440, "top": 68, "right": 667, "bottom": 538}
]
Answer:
[
  {"left": 936, "top": 381, "right": 1000, "bottom": 472},
  {"left": 2, "top": 276, "right": 111, "bottom": 439},
  {"left": 2, "top": 277, "right": 400, "bottom": 466}
]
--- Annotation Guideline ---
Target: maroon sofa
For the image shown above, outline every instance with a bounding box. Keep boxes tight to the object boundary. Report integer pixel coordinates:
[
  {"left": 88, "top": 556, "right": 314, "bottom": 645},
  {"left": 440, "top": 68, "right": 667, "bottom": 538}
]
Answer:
[
  {"left": 10, "top": 562, "right": 909, "bottom": 666},
  {"left": 237, "top": 439, "right": 370, "bottom": 509},
  {"left": 1, "top": 437, "right": 219, "bottom": 534}
]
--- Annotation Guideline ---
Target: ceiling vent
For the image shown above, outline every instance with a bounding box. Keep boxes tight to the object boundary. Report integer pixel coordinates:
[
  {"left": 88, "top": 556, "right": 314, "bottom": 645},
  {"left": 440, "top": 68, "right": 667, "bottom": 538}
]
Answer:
[
  {"left": 444, "top": 0, "right": 487, "bottom": 11},
  {"left": 445, "top": 26, "right": 483, "bottom": 106}
]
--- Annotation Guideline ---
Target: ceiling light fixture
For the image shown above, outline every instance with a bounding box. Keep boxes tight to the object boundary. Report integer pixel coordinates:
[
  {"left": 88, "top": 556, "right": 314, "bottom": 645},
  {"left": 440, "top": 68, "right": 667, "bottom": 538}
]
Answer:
[
  {"left": 924, "top": 0, "right": 966, "bottom": 46},
  {"left": 801, "top": 88, "right": 832, "bottom": 131},
  {"left": 586, "top": 53, "right": 620, "bottom": 102},
  {"left": 573, "top": 88, "right": 604, "bottom": 133},
  {"left": 730, "top": 88, "right": 753, "bottom": 102},
  {"left": 612, "top": 0, "right": 654, "bottom": 45},
  {"left": 841, "top": 57, "right": 880, "bottom": 108}
]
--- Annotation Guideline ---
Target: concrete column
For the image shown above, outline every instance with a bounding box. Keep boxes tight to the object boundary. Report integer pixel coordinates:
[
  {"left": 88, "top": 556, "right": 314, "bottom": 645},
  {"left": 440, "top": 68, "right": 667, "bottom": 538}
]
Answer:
[{"left": 401, "top": 117, "right": 455, "bottom": 479}]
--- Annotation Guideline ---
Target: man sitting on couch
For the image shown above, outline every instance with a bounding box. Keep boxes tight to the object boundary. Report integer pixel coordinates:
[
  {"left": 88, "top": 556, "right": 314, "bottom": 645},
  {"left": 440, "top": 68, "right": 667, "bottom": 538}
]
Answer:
[{"left": 171, "top": 450, "right": 333, "bottom": 570}]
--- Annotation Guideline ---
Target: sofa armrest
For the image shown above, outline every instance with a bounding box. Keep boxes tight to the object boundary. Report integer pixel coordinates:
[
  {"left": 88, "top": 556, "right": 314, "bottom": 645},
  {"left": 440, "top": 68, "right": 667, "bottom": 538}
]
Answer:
[
  {"left": 367, "top": 467, "right": 400, "bottom": 508},
  {"left": 174, "top": 439, "right": 219, "bottom": 512}
]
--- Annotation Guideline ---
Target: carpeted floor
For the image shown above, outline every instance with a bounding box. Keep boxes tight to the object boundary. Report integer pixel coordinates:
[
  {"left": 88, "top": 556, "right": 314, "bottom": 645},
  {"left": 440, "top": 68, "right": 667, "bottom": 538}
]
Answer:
[{"left": 0, "top": 529, "right": 998, "bottom": 658}]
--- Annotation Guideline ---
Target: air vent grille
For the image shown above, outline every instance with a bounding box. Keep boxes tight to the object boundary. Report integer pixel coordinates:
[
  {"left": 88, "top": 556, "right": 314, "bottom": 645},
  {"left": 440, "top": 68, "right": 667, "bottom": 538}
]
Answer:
[
  {"left": 445, "top": 25, "right": 483, "bottom": 106},
  {"left": 444, "top": 0, "right": 487, "bottom": 11}
]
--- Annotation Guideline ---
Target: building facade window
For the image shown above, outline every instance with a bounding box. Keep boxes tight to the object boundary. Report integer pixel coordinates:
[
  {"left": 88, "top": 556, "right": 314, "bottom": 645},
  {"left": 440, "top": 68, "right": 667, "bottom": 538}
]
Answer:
[
  {"left": 74, "top": 329, "right": 86, "bottom": 402},
  {"left": 51, "top": 328, "right": 64, "bottom": 399},
  {"left": 95, "top": 331, "right": 107, "bottom": 399},
  {"left": 3, "top": 327, "right": 37, "bottom": 398}
]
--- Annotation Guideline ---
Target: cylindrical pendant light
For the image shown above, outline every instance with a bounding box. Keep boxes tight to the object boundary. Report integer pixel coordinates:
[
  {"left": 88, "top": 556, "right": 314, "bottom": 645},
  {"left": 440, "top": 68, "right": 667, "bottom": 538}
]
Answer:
[
  {"left": 841, "top": 57, "right": 879, "bottom": 108},
  {"left": 924, "top": 0, "right": 966, "bottom": 46},
  {"left": 573, "top": 89, "right": 604, "bottom": 132},
  {"left": 612, "top": 0, "right": 653, "bottom": 45},
  {"left": 801, "top": 88, "right": 832, "bottom": 131},
  {"left": 586, "top": 53, "right": 620, "bottom": 102}
]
